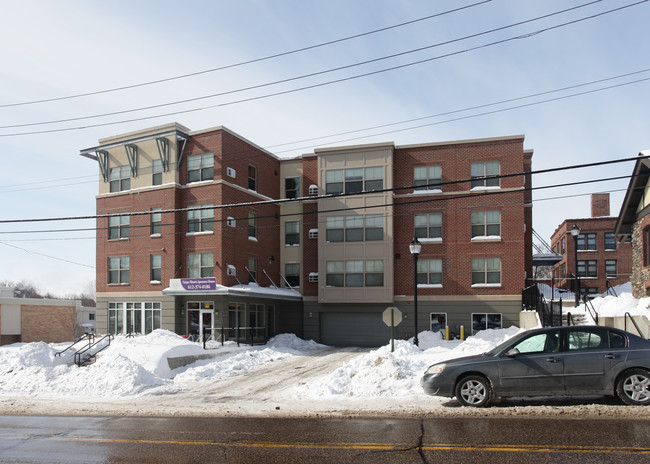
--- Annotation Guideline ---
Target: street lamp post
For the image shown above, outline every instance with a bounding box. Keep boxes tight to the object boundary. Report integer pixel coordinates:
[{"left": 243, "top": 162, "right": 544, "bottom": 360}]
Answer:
[
  {"left": 570, "top": 224, "right": 581, "bottom": 307},
  {"left": 409, "top": 238, "right": 422, "bottom": 347}
]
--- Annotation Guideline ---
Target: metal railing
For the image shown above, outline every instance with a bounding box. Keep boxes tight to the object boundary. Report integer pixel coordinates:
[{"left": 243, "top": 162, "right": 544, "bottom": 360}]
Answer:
[
  {"left": 73, "top": 334, "right": 114, "bottom": 367},
  {"left": 55, "top": 333, "right": 95, "bottom": 358},
  {"left": 624, "top": 312, "right": 645, "bottom": 339}
]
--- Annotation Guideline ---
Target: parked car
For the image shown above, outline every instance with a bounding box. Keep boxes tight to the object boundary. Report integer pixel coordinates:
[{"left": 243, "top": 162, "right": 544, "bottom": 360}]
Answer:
[{"left": 421, "top": 326, "right": 650, "bottom": 407}]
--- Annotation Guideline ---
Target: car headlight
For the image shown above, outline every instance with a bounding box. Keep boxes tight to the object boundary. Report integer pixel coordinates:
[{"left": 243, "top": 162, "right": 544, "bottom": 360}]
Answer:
[{"left": 425, "top": 363, "right": 446, "bottom": 375}]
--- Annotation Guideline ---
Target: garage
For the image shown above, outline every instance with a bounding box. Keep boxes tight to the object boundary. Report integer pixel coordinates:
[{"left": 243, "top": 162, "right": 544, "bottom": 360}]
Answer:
[{"left": 319, "top": 312, "right": 391, "bottom": 347}]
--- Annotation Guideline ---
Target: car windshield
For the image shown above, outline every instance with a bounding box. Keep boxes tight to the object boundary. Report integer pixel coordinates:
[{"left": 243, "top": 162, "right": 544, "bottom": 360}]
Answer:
[{"left": 484, "top": 330, "right": 528, "bottom": 356}]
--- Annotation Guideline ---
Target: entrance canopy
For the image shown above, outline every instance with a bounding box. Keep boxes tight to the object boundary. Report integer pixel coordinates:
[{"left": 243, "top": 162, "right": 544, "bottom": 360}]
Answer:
[
  {"left": 163, "top": 278, "right": 302, "bottom": 301},
  {"left": 532, "top": 253, "right": 563, "bottom": 267}
]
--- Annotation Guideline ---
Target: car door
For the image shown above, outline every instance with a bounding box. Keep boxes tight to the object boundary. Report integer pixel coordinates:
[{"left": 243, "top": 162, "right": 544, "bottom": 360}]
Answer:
[
  {"left": 497, "top": 330, "right": 564, "bottom": 396},
  {"left": 563, "top": 327, "right": 609, "bottom": 394}
]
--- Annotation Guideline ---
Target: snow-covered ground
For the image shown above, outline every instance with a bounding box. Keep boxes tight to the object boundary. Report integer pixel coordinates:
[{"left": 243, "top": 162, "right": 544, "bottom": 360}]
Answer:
[{"left": 0, "top": 288, "right": 649, "bottom": 418}]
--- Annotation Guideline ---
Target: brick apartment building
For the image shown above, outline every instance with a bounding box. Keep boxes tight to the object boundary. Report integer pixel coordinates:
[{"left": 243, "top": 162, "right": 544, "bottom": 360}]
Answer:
[
  {"left": 551, "top": 193, "right": 632, "bottom": 299},
  {"left": 82, "top": 123, "right": 533, "bottom": 346}
]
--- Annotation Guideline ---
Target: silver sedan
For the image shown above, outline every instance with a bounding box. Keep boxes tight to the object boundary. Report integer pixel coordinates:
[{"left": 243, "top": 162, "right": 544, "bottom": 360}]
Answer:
[{"left": 421, "top": 326, "right": 650, "bottom": 407}]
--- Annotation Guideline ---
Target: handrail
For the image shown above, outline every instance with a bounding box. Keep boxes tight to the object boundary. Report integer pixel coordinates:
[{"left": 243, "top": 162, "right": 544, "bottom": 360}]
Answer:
[
  {"left": 73, "top": 334, "right": 114, "bottom": 366},
  {"left": 606, "top": 280, "right": 618, "bottom": 297},
  {"left": 55, "top": 333, "right": 95, "bottom": 357},
  {"left": 624, "top": 312, "right": 645, "bottom": 339},
  {"left": 583, "top": 296, "right": 599, "bottom": 325},
  {"left": 566, "top": 312, "right": 575, "bottom": 326}
]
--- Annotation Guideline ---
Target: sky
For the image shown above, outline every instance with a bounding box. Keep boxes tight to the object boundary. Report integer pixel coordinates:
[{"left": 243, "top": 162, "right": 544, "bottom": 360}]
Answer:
[
  {"left": 0, "top": 0, "right": 648, "bottom": 295},
  {"left": 0, "top": 290, "right": 645, "bottom": 414}
]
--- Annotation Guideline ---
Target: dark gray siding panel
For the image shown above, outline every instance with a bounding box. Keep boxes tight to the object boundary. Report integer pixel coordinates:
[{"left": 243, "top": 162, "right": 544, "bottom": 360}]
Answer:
[{"left": 320, "top": 312, "right": 391, "bottom": 347}]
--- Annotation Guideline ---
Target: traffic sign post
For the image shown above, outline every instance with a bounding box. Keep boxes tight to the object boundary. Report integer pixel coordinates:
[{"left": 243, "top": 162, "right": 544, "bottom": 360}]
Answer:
[{"left": 382, "top": 307, "right": 402, "bottom": 352}]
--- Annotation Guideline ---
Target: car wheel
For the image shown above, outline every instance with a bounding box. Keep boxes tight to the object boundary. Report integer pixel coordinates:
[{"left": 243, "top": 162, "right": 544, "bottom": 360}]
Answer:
[
  {"left": 616, "top": 369, "right": 650, "bottom": 406},
  {"left": 455, "top": 375, "right": 491, "bottom": 407}
]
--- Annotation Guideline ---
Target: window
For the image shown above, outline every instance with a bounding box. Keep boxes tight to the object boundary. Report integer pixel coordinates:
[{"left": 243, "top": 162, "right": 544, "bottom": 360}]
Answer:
[
  {"left": 364, "top": 167, "right": 383, "bottom": 191},
  {"left": 108, "top": 257, "right": 130, "bottom": 284},
  {"left": 470, "top": 161, "right": 500, "bottom": 189},
  {"left": 285, "top": 221, "right": 300, "bottom": 245},
  {"left": 150, "top": 254, "right": 161, "bottom": 282},
  {"left": 577, "top": 260, "right": 597, "bottom": 278},
  {"left": 188, "top": 252, "right": 213, "bottom": 278},
  {"left": 430, "top": 313, "right": 447, "bottom": 332},
  {"left": 415, "top": 213, "right": 442, "bottom": 240},
  {"left": 605, "top": 259, "right": 617, "bottom": 278},
  {"left": 248, "top": 165, "right": 257, "bottom": 191},
  {"left": 645, "top": 228, "right": 650, "bottom": 267},
  {"left": 472, "top": 313, "right": 502, "bottom": 334},
  {"left": 109, "top": 166, "right": 130, "bottom": 192},
  {"left": 152, "top": 159, "right": 163, "bottom": 186},
  {"left": 285, "top": 177, "right": 299, "bottom": 199},
  {"left": 417, "top": 259, "right": 442, "bottom": 285},
  {"left": 285, "top": 263, "right": 300, "bottom": 287},
  {"left": 326, "top": 215, "right": 383, "bottom": 242},
  {"left": 471, "top": 210, "right": 501, "bottom": 238},
  {"left": 248, "top": 212, "right": 257, "bottom": 239},
  {"left": 561, "top": 237, "right": 566, "bottom": 254},
  {"left": 414, "top": 165, "right": 442, "bottom": 190},
  {"left": 471, "top": 257, "right": 501, "bottom": 285},
  {"left": 89, "top": 313, "right": 95, "bottom": 321},
  {"left": 309, "top": 272, "right": 318, "bottom": 283},
  {"left": 187, "top": 153, "right": 214, "bottom": 183},
  {"left": 150, "top": 208, "right": 162, "bottom": 235},
  {"left": 108, "top": 214, "right": 130, "bottom": 240},
  {"left": 248, "top": 258, "right": 257, "bottom": 283},
  {"left": 577, "top": 233, "right": 597, "bottom": 251},
  {"left": 325, "top": 167, "right": 383, "bottom": 194},
  {"left": 187, "top": 205, "right": 214, "bottom": 233},
  {"left": 568, "top": 327, "right": 609, "bottom": 350},
  {"left": 326, "top": 260, "right": 384, "bottom": 287},
  {"left": 605, "top": 233, "right": 616, "bottom": 250},
  {"left": 560, "top": 262, "right": 566, "bottom": 279},
  {"left": 513, "top": 332, "right": 560, "bottom": 354}
]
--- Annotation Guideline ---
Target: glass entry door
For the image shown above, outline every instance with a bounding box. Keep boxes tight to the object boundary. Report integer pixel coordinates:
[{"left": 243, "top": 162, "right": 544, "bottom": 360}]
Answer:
[
  {"left": 187, "top": 302, "right": 214, "bottom": 341},
  {"left": 200, "top": 310, "right": 214, "bottom": 341}
]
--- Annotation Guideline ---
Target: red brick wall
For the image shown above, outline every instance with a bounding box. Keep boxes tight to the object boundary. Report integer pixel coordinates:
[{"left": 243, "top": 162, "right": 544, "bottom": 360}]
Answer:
[{"left": 22, "top": 305, "right": 76, "bottom": 343}]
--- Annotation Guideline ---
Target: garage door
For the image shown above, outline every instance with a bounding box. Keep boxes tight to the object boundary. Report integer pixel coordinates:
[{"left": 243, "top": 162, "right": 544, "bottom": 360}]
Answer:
[{"left": 320, "top": 312, "right": 391, "bottom": 347}]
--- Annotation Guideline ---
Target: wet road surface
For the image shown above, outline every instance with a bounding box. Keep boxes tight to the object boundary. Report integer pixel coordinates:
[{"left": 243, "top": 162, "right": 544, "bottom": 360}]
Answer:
[{"left": 1, "top": 415, "right": 649, "bottom": 463}]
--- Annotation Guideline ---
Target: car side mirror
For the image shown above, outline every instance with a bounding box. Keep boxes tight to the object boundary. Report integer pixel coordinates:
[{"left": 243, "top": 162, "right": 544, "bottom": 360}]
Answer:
[{"left": 504, "top": 348, "right": 520, "bottom": 357}]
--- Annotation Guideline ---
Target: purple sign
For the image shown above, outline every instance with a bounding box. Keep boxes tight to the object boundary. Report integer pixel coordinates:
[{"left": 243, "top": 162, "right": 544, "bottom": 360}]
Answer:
[{"left": 180, "top": 277, "right": 217, "bottom": 291}]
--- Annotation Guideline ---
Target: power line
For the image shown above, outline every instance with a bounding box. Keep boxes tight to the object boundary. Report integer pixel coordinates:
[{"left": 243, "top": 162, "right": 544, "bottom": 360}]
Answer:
[
  {"left": 3, "top": 0, "right": 642, "bottom": 137},
  {"left": 0, "top": 1, "right": 492, "bottom": 109}
]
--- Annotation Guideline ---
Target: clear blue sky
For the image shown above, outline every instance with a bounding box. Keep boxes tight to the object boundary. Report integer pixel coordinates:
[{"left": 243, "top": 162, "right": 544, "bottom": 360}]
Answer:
[{"left": 0, "top": 0, "right": 648, "bottom": 295}]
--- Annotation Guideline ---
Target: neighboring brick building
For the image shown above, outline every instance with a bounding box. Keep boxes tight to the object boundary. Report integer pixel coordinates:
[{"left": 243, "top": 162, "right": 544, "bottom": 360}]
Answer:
[
  {"left": 82, "top": 123, "right": 533, "bottom": 346},
  {"left": 615, "top": 152, "right": 650, "bottom": 297},
  {"left": 0, "top": 286, "right": 82, "bottom": 345},
  {"left": 551, "top": 193, "right": 632, "bottom": 298}
]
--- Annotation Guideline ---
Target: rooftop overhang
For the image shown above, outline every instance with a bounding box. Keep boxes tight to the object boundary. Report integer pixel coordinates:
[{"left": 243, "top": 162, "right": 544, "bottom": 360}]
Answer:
[
  {"left": 614, "top": 152, "right": 650, "bottom": 240},
  {"left": 162, "top": 278, "right": 303, "bottom": 302}
]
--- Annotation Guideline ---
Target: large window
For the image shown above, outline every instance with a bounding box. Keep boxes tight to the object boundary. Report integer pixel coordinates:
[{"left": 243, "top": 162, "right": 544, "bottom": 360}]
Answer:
[
  {"left": 605, "top": 233, "right": 616, "bottom": 250},
  {"left": 248, "top": 212, "right": 257, "bottom": 239},
  {"left": 150, "top": 254, "right": 161, "bottom": 282},
  {"left": 150, "top": 208, "right": 162, "bottom": 235},
  {"left": 577, "top": 260, "right": 597, "bottom": 278},
  {"left": 471, "top": 210, "right": 501, "bottom": 238},
  {"left": 325, "top": 167, "right": 384, "bottom": 194},
  {"left": 187, "top": 205, "right": 214, "bottom": 233},
  {"left": 325, "top": 215, "right": 383, "bottom": 242},
  {"left": 108, "top": 302, "right": 161, "bottom": 335},
  {"left": 472, "top": 313, "right": 502, "bottom": 334},
  {"left": 414, "top": 213, "right": 442, "bottom": 240},
  {"left": 108, "top": 257, "right": 130, "bottom": 284},
  {"left": 605, "top": 260, "right": 617, "bottom": 278},
  {"left": 108, "top": 214, "right": 130, "bottom": 240},
  {"left": 188, "top": 252, "right": 213, "bottom": 278},
  {"left": 109, "top": 166, "right": 130, "bottom": 192},
  {"left": 470, "top": 161, "right": 500, "bottom": 189},
  {"left": 285, "top": 177, "right": 299, "bottom": 199},
  {"left": 187, "top": 153, "right": 214, "bottom": 183},
  {"left": 248, "top": 165, "right": 257, "bottom": 191},
  {"left": 414, "top": 165, "right": 442, "bottom": 190},
  {"left": 471, "top": 257, "right": 501, "bottom": 285},
  {"left": 248, "top": 258, "right": 257, "bottom": 283},
  {"left": 285, "top": 263, "right": 300, "bottom": 288},
  {"left": 285, "top": 221, "right": 300, "bottom": 245},
  {"left": 325, "top": 260, "right": 384, "bottom": 287},
  {"left": 417, "top": 259, "right": 442, "bottom": 285},
  {"left": 577, "top": 233, "right": 597, "bottom": 251}
]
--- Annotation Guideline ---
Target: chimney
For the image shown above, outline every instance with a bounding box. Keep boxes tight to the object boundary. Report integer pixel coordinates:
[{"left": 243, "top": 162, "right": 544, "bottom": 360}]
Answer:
[{"left": 591, "top": 193, "right": 610, "bottom": 217}]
